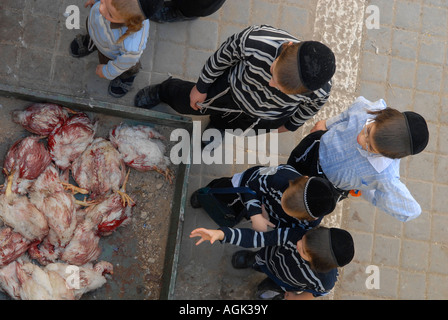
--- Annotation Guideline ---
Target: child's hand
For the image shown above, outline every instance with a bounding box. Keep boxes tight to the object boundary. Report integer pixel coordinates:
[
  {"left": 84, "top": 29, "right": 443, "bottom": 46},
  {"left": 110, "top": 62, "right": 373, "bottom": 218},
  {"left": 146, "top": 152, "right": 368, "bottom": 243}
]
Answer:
[
  {"left": 190, "top": 228, "right": 224, "bottom": 245},
  {"left": 96, "top": 64, "right": 106, "bottom": 78},
  {"left": 84, "top": 0, "right": 96, "bottom": 8},
  {"left": 250, "top": 213, "right": 275, "bottom": 232},
  {"left": 310, "top": 120, "right": 327, "bottom": 133},
  {"left": 189, "top": 85, "right": 207, "bottom": 111}
]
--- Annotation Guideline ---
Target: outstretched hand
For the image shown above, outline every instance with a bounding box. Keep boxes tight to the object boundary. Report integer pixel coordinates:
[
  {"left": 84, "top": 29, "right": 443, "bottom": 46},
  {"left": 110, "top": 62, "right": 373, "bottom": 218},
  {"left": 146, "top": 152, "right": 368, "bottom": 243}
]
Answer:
[{"left": 190, "top": 228, "right": 224, "bottom": 245}]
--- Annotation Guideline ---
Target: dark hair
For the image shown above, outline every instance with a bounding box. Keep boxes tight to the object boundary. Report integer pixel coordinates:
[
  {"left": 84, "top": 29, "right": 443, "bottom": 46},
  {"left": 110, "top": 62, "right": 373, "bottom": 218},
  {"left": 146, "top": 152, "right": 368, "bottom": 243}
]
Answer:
[
  {"left": 304, "top": 227, "right": 354, "bottom": 273},
  {"left": 368, "top": 108, "right": 412, "bottom": 159}
]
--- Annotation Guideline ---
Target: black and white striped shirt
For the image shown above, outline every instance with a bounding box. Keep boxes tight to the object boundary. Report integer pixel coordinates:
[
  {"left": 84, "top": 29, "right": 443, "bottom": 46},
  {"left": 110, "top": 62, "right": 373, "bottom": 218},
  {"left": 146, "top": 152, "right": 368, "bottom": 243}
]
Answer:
[
  {"left": 239, "top": 165, "right": 322, "bottom": 230},
  {"left": 220, "top": 227, "right": 337, "bottom": 296},
  {"left": 196, "top": 25, "right": 332, "bottom": 132}
]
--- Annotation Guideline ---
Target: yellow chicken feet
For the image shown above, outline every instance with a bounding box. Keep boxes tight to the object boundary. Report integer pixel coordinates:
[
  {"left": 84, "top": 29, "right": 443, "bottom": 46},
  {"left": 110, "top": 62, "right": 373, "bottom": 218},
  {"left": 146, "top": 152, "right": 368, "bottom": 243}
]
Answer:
[
  {"left": 153, "top": 167, "right": 174, "bottom": 184},
  {"left": 116, "top": 190, "right": 135, "bottom": 207},
  {"left": 62, "top": 182, "right": 89, "bottom": 195},
  {"left": 75, "top": 197, "right": 98, "bottom": 207},
  {"left": 116, "top": 169, "right": 135, "bottom": 207}
]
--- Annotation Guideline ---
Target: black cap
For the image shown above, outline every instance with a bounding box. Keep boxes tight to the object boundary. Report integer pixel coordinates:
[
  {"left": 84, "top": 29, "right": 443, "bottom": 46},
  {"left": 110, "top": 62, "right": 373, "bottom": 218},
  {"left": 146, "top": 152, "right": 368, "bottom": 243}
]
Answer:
[
  {"left": 303, "top": 177, "right": 337, "bottom": 219},
  {"left": 403, "top": 111, "right": 429, "bottom": 155},
  {"left": 297, "top": 41, "right": 336, "bottom": 91},
  {"left": 329, "top": 228, "right": 355, "bottom": 267},
  {"left": 137, "top": 0, "right": 164, "bottom": 19}
]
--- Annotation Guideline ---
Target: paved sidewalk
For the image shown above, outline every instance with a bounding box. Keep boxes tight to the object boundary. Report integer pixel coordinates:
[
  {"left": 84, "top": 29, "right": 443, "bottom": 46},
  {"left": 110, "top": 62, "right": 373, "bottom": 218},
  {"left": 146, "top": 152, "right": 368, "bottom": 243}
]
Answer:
[{"left": 1, "top": 0, "right": 447, "bottom": 300}]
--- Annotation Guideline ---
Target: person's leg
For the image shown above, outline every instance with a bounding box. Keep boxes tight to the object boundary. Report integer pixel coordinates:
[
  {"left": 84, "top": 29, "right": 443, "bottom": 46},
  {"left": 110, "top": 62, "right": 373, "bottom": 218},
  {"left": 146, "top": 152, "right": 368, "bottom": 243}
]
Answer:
[
  {"left": 191, "top": 177, "right": 243, "bottom": 212},
  {"left": 173, "top": 0, "right": 226, "bottom": 17},
  {"left": 108, "top": 62, "right": 142, "bottom": 98},
  {"left": 70, "top": 17, "right": 96, "bottom": 57},
  {"left": 286, "top": 130, "right": 326, "bottom": 176}
]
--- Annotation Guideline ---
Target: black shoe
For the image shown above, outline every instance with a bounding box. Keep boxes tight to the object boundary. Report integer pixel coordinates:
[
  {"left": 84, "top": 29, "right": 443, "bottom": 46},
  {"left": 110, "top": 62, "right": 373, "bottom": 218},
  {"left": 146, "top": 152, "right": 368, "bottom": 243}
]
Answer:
[
  {"left": 190, "top": 190, "right": 202, "bottom": 208},
  {"left": 134, "top": 84, "right": 161, "bottom": 109},
  {"left": 231, "top": 250, "right": 256, "bottom": 269},
  {"left": 255, "top": 277, "right": 284, "bottom": 300},
  {"left": 70, "top": 34, "right": 96, "bottom": 58},
  {"left": 149, "top": 1, "right": 198, "bottom": 23},
  {"left": 108, "top": 76, "right": 135, "bottom": 98}
]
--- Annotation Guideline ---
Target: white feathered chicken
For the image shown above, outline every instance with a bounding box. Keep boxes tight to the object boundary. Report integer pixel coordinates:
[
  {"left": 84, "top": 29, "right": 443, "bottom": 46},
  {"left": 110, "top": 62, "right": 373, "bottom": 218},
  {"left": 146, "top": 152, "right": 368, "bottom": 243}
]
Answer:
[
  {"left": 12, "top": 103, "right": 70, "bottom": 136},
  {"left": 0, "top": 172, "right": 49, "bottom": 242},
  {"left": 71, "top": 137, "right": 132, "bottom": 206},
  {"left": 109, "top": 123, "right": 174, "bottom": 183},
  {"left": 3, "top": 136, "right": 52, "bottom": 194},
  {"left": 48, "top": 113, "right": 97, "bottom": 171},
  {"left": 0, "top": 227, "right": 32, "bottom": 267},
  {"left": 0, "top": 258, "right": 112, "bottom": 300},
  {"left": 60, "top": 217, "right": 101, "bottom": 266},
  {"left": 46, "top": 260, "right": 113, "bottom": 299},
  {"left": 83, "top": 170, "right": 134, "bottom": 237}
]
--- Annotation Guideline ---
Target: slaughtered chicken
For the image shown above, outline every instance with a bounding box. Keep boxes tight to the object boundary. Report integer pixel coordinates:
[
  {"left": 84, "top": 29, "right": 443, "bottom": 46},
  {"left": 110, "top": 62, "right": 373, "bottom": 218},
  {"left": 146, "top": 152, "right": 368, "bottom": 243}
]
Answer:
[
  {"left": 3, "top": 136, "right": 52, "bottom": 194},
  {"left": 71, "top": 137, "right": 130, "bottom": 201},
  {"left": 61, "top": 217, "right": 101, "bottom": 266},
  {"left": 48, "top": 113, "right": 97, "bottom": 171},
  {"left": 0, "top": 227, "right": 32, "bottom": 267},
  {"left": 29, "top": 165, "right": 78, "bottom": 249},
  {"left": 0, "top": 259, "right": 21, "bottom": 299},
  {"left": 12, "top": 103, "right": 70, "bottom": 136},
  {"left": 82, "top": 170, "right": 135, "bottom": 236},
  {"left": 46, "top": 261, "right": 113, "bottom": 299},
  {"left": 109, "top": 123, "right": 174, "bottom": 183},
  {"left": 16, "top": 260, "right": 75, "bottom": 300},
  {"left": 0, "top": 173, "right": 49, "bottom": 242}
]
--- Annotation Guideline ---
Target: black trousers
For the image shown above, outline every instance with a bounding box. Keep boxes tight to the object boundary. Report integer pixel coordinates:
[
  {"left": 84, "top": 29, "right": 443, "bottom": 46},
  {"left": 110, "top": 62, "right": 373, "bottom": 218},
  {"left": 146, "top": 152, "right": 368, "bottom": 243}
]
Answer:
[
  {"left": 173, "top": 0, "right": 227, "bottom": 17},
  {"left": 205, "top": 177, "right": 245, "bottom": 217},
  {"left": 287, "top": 130, "right": 326, "bottom": 177},
  {"left": 159, "top": 76, "right": 289, "bottom": 133},
  {"left": 287, "top": 130, "right": 351, "bottom": 201}
]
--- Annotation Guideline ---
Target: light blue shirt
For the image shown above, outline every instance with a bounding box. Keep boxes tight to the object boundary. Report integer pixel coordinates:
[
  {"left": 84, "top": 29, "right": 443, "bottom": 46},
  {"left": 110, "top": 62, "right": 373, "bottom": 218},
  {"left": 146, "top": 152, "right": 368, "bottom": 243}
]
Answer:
[
  {"left": 88, "top": 1, "right": 150, "bottom": 80},
  {"left": 319, "top": 96, "right": 421, "bottom": 222}
]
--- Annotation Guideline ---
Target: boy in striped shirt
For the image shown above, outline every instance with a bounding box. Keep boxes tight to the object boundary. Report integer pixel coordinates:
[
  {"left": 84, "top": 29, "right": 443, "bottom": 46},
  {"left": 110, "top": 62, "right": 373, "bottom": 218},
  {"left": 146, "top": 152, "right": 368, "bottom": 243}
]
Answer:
[
  {"left": 135, "top": 25, "right": 335, "bottom": 135},
  {"left": 190, "top": 225, "right": 354, "bottom": 300}
]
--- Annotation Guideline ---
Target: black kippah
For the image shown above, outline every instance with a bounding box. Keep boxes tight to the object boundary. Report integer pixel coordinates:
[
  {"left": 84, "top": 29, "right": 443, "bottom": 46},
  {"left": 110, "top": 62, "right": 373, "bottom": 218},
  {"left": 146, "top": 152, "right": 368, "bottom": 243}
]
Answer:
[
  {"left": 137, "top": 0, "right": 164, "bottom": 19},
  {"left": 304, "top": 177, "right": 337, "bottom": 219},
  {"left": 297, "top": 41, "right": 336, "bottom": 91},
  {"left": 403, "top": 111, "right": 429, "bottom": 155},
  {"left": 329, "top": 228, "right": 354, "bottom": 267}
]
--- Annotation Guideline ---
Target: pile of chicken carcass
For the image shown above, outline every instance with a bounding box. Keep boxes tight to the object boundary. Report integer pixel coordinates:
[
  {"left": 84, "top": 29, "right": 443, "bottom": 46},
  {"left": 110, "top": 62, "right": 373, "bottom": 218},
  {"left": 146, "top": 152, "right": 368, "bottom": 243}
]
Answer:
[{"left": 0, "top": 103, "right": 173, "bottom": 300}]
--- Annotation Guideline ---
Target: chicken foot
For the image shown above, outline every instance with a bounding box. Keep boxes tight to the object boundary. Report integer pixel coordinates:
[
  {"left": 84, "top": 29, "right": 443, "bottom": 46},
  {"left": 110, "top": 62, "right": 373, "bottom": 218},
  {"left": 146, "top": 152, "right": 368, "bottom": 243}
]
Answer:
[
  {"left": 116, "top": 169, "right": 135, "bottom": 207},
  {"left": 61, "top": 183, "right": 89, "bottom": 195}
]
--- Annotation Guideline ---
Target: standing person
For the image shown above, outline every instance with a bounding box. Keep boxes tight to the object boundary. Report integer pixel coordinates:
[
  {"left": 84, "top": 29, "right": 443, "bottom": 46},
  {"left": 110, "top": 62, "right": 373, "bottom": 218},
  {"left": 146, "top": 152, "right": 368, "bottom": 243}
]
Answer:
[
  {"left": 191, "top": 165, "right": 339, "bottom": 232},
  {"left": 190, "top": 226, "right": 355, "bottom": 300},
  {"left": 70, "top": 0, "right": 157, "bottom": 98},
  {"left": 149, "top": 0, "right": 227, "bottom": 23},
  {"left": 287, "top": 96, "right": 429, "bottom": 222},
  {"left": 134, "top": 25, "right": 336, "bottom": 137}
]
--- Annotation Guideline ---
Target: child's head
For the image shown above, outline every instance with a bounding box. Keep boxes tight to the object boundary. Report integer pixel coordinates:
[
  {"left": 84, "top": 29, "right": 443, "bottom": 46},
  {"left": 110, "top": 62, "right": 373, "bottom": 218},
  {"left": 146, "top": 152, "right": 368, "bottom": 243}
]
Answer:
[
  {"left": 297, "top": 227, "right": 354, "bottom": 273},
  {"left": 281, "top": 176, "right": 337, "bottom": 221},
  {"left": 99, "top": 0, "right": 146, "bottom": 43},
  {"left": 359, "top": 108, "right": 429, "bottom": 159},
  {"left": 270, "top": 41, "right": 336, "bottom": 94}
]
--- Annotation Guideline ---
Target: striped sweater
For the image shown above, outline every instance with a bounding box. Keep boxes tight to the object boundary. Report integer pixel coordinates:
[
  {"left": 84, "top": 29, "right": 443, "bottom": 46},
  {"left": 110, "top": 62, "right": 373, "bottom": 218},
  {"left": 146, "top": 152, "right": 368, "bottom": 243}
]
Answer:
[
  {"left": 220, "top": 227, "right": 337, "bottom": 296},
  {"left": 88, "top": 1, "right": 150, "bottom": 80},
  {"left": 238, "top": 165, "right": 322, "bottom": 230},
  {"left": 196, "top": 25, "right": 332, "bottom": 132}
]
